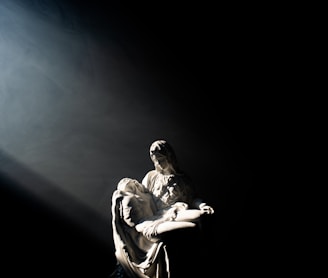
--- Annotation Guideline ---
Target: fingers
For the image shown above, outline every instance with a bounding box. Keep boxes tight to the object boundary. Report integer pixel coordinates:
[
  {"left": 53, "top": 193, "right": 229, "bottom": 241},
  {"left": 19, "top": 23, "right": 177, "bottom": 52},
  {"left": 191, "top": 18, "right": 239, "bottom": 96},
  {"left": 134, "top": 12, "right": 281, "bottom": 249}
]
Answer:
[{"left": 200, "top": 205, "right": 214, "bottom": 214}]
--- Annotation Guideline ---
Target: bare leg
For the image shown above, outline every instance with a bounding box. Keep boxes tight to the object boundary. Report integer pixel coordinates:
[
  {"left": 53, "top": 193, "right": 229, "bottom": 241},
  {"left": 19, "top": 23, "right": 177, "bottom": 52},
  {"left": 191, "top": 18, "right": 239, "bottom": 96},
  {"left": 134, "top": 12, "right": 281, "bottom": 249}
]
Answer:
[
  {"left": 135, "top": 209, "right": 203, "bottom": 234},
  {"left": 136, "top": 220, "right": 196, "bottom": 234},
  {"left": 156, "top": 221, "right": 196, "bottom": 234},
  {"left": 174, "top": 209, "right": 203, "bottom": 222}
]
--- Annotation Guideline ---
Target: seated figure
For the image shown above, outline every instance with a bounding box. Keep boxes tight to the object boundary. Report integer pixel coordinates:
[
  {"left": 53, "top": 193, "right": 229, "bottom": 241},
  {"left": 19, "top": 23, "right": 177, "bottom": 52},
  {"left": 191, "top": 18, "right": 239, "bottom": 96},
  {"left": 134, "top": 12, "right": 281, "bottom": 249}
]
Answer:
[{"left": 111, "top": 178, "right": 210, "bottom": 278}]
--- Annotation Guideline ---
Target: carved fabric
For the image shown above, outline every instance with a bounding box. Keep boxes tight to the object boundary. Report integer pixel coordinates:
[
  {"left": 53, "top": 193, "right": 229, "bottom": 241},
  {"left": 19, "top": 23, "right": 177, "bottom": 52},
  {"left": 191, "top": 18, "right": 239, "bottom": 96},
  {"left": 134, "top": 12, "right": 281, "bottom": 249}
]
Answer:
[{"left": 111, "top": 190, "right": 170, "bottom": 278}]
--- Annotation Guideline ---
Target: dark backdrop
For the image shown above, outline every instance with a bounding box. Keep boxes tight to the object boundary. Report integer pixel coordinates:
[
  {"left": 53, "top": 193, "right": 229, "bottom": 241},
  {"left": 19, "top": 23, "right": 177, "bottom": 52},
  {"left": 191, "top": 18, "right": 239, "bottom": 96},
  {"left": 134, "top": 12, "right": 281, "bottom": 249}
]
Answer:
[{"left": 0, "top": 1, "right": 270, "bottom": 277}]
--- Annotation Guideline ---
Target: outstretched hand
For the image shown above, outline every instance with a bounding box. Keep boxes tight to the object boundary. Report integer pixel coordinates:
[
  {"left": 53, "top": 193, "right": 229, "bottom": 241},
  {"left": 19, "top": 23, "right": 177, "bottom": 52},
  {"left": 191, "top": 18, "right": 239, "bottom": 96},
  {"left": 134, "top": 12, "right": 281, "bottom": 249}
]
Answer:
[{"left": 199, "top": 203, "right": 215, "bottom": 214}]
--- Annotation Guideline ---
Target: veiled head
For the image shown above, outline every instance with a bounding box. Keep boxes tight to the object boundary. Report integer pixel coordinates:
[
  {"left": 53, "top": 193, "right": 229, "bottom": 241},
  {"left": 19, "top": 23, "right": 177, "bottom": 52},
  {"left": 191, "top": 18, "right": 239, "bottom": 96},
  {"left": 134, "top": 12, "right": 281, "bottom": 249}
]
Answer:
[{"left": 149, "top": 139, "right": 179, "bottom": 174}]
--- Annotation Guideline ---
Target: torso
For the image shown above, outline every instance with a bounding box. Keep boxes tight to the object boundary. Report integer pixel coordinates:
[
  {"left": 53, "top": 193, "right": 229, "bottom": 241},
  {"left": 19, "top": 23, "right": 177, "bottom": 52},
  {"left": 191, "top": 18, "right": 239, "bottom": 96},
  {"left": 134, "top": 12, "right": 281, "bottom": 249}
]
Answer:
[{"left": 143, "top": 170, "right": 194, "bottom": 211}]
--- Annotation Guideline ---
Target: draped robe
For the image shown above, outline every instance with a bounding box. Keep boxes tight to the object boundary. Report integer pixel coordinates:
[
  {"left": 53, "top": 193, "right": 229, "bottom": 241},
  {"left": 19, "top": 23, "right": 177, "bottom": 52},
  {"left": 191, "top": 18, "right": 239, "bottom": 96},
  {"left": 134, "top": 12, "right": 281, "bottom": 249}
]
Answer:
[{"left": 111, "top": 189, "right": 170, "bottom": 278}]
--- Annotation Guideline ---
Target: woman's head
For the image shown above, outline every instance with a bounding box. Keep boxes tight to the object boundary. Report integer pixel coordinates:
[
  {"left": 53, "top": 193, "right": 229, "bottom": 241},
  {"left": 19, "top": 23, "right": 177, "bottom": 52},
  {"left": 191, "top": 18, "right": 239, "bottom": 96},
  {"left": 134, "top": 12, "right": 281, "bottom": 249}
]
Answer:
[{"left": 149, "top": 140, "right": 179, "bottom": 174}]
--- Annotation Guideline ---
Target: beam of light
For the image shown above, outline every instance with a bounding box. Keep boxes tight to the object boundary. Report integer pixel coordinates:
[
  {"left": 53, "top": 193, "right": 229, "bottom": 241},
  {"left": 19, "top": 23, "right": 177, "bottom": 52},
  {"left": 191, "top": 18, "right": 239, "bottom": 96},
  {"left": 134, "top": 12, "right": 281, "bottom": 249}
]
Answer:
[
  {"left": 0, "top": 0, "right": 140, "bottom": 246},
  {"left": 0, "top": 0, "right": 189, "bottom": 245},
  {"left": 0, "top": 0, "right": 202, "bottom": 247},
  {"left": 0, "top": 0, "right": 117, "bottom": 245}
]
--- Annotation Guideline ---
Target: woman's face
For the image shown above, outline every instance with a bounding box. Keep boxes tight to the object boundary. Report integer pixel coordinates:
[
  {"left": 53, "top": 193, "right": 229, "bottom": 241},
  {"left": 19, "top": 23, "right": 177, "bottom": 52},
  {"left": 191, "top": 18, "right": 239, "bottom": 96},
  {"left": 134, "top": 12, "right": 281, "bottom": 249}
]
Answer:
[
  {"left": 151, "top": 153, "right": 169, "bottom": 171},
  {"left": 150, "top": 142, "right": 170, "bottom": 171}
]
